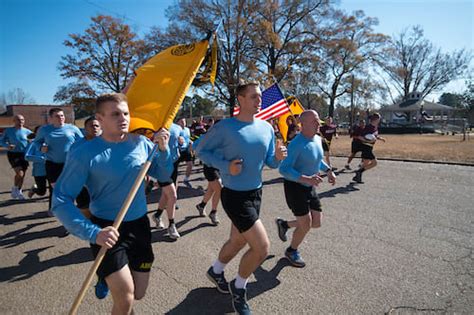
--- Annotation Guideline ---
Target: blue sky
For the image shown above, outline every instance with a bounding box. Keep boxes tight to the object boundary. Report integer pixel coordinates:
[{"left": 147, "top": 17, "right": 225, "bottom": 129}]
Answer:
[{"left": 0, "top": 0, "right": 472, "bottom": 105}]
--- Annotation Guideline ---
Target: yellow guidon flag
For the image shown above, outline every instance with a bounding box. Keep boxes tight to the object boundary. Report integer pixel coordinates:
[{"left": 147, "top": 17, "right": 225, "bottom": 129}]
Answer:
[
  {"left": 126, "top": 37, "right": 218, "bottom": 132},
  {"left": 277, "top": 96, "right": 305, "bottom": 142}
]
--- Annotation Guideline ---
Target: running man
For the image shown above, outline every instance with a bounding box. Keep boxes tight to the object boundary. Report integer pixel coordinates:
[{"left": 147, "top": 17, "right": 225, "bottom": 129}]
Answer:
[
  {"left": 176, "top": 117, "right": 193, "bottom": 186},
  {"left": 276, "top": 110, "right": 336, "bottom": 267},
  {"left": 319, "top": 116, "right": 338, "bottom": 169},
  {"left": 34, "top": 108, "right": 83, "bottom": 210},
  {"left": 52, "top": 93, "right": 172, "bottom": 313},
  {"left": 69, "top": 116, "right": 102, "bottom": 218},
  {"left": 196, "top": 81, "right": 287, "bottom": 315},
  {"left": 352, "top": 113, "right": 386, "bottom": 183},
  {"left": 0, "top": 114, "right": 32, "bottom": 199},
  {"left": 25, "top": 127, "right": 47, "bottom": 199},
  {"left": 344, "top": 119, "right": 366, "bottom": 170},
  {"left": 153, "top": 121, "right": 181, "bottom": 239},
  {"left": 193, "top": 131, "right": 221, "bottom": 226}
]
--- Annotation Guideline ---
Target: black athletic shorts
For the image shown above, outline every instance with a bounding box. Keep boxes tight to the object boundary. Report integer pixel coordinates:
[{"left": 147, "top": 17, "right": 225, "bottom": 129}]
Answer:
[
  {"left": 203, "top": 164, "right": 220, "bottom": 182},
  {"left": 158, "top": 160, "right": 180, "bottom": 187},
  {"left": 45, "top": 160, "right": 64, "bottom": 183},
  {"left": 76, "top": 187, "right": 90, "bottom": 209},
  {"left": 221, "top": 187, "right": 262, "bottom": 233},
  {"left": 322, "top": 140, "right": 330, "bottom": 152},
  {"left": 361, "top": 144, "right": 375, "bottom": 160},
  {"left": 90, "top": 214, "right": 154, "bottom": 279},
  {"left": 178, "top": 150, "right": 192, "bottom": 162},
  {"left": 351, "top": 141, "right": 364, "bottom": 154},
  {"left": 7, "top": 151, "right": 29, "bottom": 171},
  {"left": 284, "top": 179, "right": 322, "bottom": 216}
]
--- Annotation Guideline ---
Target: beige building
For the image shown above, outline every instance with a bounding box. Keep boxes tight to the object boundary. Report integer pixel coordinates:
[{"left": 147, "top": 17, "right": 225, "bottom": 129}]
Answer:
[{"left": 0, "top": 104, "right": 75, "bottom": 131}]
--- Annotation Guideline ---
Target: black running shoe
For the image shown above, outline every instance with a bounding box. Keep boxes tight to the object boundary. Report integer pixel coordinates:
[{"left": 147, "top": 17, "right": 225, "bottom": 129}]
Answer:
[
  {"left": 229, "top": 279, "right": 251, "bottom": 315},
  {"left": 206, "top": 267, "right": 229, "bottom": 294},
  {"left": 352, "top": 170, "right": 363, "bottom": 183},
  {"left": 275, "top": 218, "right": 288, "bottom": 242}
]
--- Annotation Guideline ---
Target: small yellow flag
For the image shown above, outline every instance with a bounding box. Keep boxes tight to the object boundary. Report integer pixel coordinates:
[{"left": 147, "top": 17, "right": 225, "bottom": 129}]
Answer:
[
  {"left": 277, "top": 97, "right": 305, "bottom": 142},
  {"left": 126, "top": 40, "right": 210, "bottom": 132}
]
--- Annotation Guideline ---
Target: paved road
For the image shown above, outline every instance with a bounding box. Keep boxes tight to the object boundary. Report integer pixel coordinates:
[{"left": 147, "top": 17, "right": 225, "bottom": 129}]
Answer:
[{"left": 1, "top": 153, "right": 473, "bottom": 314}]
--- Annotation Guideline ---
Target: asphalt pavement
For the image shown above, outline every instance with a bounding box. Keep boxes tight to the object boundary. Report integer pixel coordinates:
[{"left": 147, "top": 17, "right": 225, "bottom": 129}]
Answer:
[{"left": 1, "top": 153, "right": 473, "bottom": 314}]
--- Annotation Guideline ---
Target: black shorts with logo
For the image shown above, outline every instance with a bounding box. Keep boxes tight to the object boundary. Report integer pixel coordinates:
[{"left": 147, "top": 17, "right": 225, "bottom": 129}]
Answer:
[
  {"left": 90, "top": 214, "right": 154, "bottom": 279},
  {"left": 45, "top": 160, "right": 64, "bottom": 183},
  {"left": 158, "top": 160, "right": 180, "bottom": 187},
  {"left": 203, "top": 164, "right": 220, "bottom": 182},
  {"left": 284, "top": 179, "right": 322, "bottom": 216},
  {"left": 221, "top": 187, "right": 262, "bottom": 233},
  {"left": 7, "top": 151, "right": 29, "bottom": 171},
  {"left": 351, "top": 141, "right": 364, "bottom": 154},
  {"left": 361, "top": 144, "right": 376, "bottom": 160}
]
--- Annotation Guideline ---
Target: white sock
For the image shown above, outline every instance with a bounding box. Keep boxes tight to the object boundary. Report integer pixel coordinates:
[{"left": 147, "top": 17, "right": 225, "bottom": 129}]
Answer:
[
  {"left": 234, "top": 274, "right": 248, "bottom": 289},
  {"left": 212, "top": 259, "right": 226, "bottom": 274}
]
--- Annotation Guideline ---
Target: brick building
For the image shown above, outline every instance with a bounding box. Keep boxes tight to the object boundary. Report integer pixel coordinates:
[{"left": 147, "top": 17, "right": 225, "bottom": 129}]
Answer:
[{"left": 0, "top": 104, "right": 75, "bottom": 131}]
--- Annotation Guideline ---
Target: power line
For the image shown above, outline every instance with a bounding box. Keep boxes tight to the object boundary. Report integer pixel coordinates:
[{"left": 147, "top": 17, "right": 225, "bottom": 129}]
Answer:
[{"left": 82, "top": 0, "right": 155, "bottom": 30}]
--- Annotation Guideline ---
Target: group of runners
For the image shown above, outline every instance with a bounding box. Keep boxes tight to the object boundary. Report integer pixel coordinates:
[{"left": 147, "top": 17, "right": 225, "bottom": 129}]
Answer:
[{"left": 0, "top": 81, "right": 385, "bottom": 315}]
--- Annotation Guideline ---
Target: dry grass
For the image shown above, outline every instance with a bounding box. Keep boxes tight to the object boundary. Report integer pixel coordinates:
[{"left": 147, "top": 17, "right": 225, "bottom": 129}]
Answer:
[{"left": 330, "top": 133, "right": 474, "bottom": 164}]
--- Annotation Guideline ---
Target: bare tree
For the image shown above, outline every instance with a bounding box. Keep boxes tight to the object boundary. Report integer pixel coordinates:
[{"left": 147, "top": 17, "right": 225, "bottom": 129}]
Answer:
[
  {"left": 249, "top": 0, "right": 329, "bottom": 85},
  {"left": 146, "top": 0, "right": 258, "bottom": 114},
  {"left": 0, "top": 88, "right": 36, "bottom": 107},
  {"left": 311, "top": 9, "right": 387, "bottom": 117},
  {"left": 376, "top": 26, "right": 472, "bottom": 103}
]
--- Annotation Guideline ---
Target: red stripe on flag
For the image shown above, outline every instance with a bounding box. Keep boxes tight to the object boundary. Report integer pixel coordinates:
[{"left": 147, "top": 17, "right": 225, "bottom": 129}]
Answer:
[
  {"left": 257, "top": 107, "right": 290, "bottom": 120},
  {"left": 255, "top": 100, "right": 289, "bottom": 120}
]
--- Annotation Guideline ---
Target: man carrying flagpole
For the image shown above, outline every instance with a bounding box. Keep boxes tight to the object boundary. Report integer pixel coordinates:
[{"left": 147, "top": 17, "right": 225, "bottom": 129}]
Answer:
[
  {"left": 52, "top": 93, "right": 172, "bottom": 314},
  {"left": 196, "top": 80, "right": 287, "bottom": 315}
]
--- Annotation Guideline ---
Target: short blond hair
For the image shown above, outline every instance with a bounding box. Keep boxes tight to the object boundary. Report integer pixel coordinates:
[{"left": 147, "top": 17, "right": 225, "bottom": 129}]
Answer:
[{"left": 96, "top": 93, "right": 127, "bottom": 113}]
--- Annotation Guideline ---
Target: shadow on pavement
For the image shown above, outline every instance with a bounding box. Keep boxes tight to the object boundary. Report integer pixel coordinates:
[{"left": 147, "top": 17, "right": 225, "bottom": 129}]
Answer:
[
  {"left": 151, "top": 215, "right": 215, "bottom": 243},
  {"left": 166, "top": 256, "right": 290, "bottom": 314},
  {"left": 0, "top": 210, "right": 51, "bottom": 225},
  {"left": 0, "top": 246, "right": 92, "bottom": 283},
  {"left": 319, "top": 182, "right": 360, "bottom": 199},
  {"left": 0, "top": 223, "right": 68, "bottom": 248},
  {"left": 0, "top": 196, "right": 48, "bottom": 208},
  {"left": 248, "top": 256, "right": 290, "bottom": 300},
  {"left": 262, "top": 177, "right": 284, "bottom": 186},
  {"left": 146, "top": 184, "right": 204, "bottom": 205},
  {"left": 166, "top": 287, "right": 234, "bottom": 315}
]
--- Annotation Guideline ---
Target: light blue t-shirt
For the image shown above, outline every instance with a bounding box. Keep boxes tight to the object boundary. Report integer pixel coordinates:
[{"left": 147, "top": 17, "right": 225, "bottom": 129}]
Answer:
[
  {"left": 25, "top": 142, "right": 46, "bottom": 177},
  {"left": 196, "top": 117, "right": 280, "bottom": 191},
  {"left": 178, "top": 126, "right": 191, "bottom": 151},
  {"left": 0, "top": 127, "right": 32, "bottom": 153},
  {"left": 279, "top": 133, "right": 330, "bottom": 186},
  {"left": 52, "top": 134, "right": 172, "bottom": 243},
  {"left": 169, "top": 123, "right": 181, "bottom": 162},
  {"left": 34, "top": 124, "right": 83, "bottom": 163}
]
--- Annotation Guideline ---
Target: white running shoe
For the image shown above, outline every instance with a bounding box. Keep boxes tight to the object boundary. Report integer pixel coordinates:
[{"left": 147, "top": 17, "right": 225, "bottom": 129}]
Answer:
[
  {"left": 11, "top": 186, "right": 19, "bottom": 199},
  {"left": 153, "top": 215, "right": 165, "bottom": 230},
  {"left": 168, "top": 224, "right": 180, "bottom": 239},
  {"left": 16, "top": 190, "right": 26, "bottom": 200}
]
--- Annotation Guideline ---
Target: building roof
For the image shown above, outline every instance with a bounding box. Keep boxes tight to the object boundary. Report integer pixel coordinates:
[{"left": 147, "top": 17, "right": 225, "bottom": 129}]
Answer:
[{"left": 381, "top": 99, "right": 455, "bottom": 112}]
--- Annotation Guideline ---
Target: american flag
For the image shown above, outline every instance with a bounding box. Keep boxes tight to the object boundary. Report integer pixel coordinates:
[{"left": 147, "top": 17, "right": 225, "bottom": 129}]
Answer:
[{"left": 233, "top": 83, "right": 289, "bottom": 120}]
